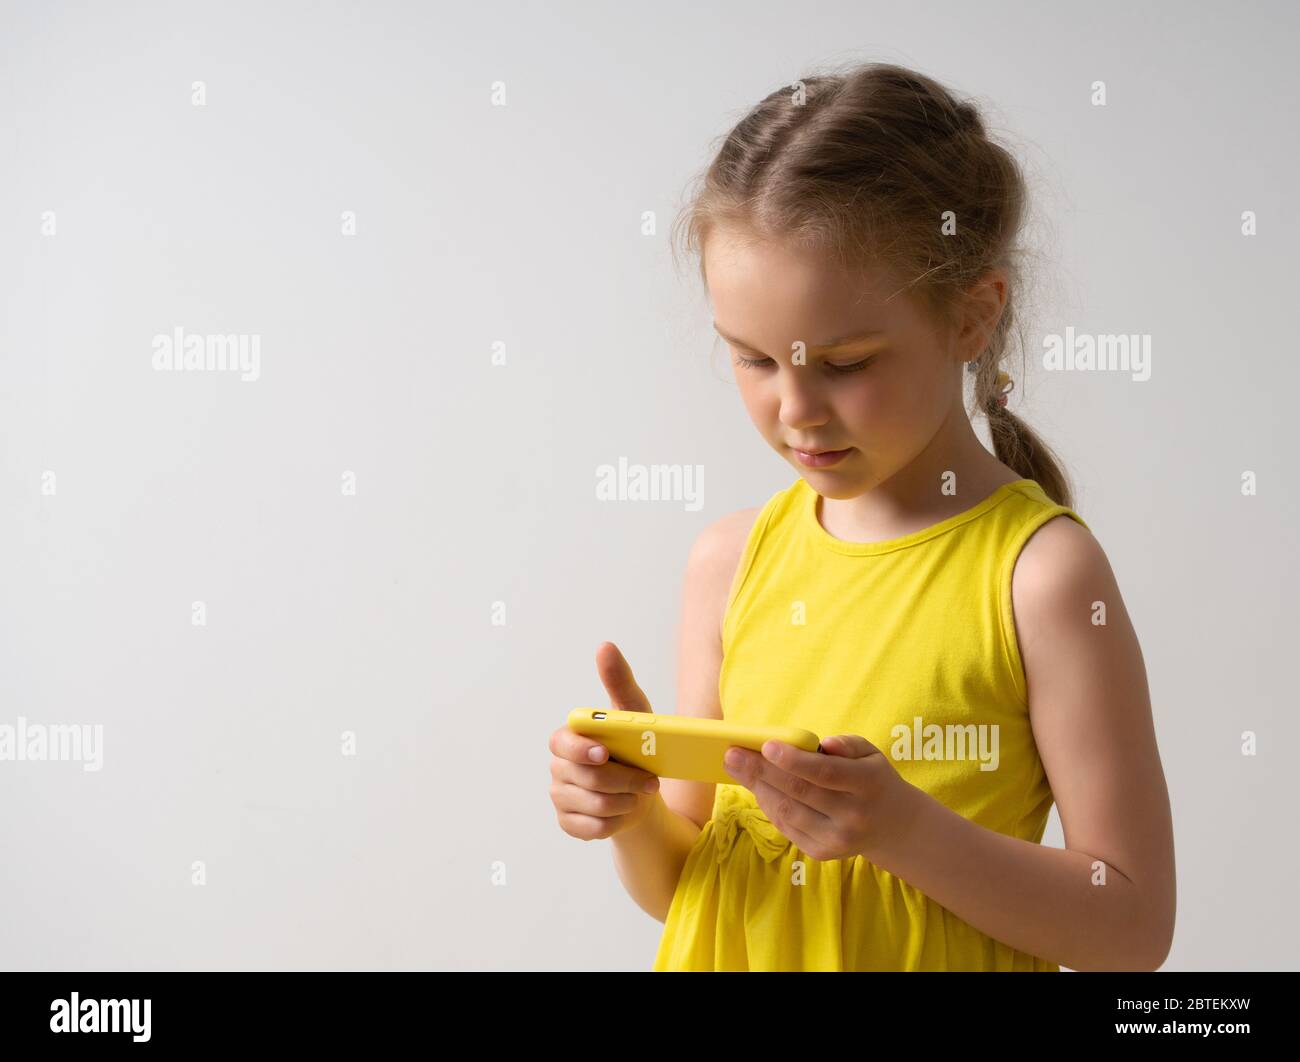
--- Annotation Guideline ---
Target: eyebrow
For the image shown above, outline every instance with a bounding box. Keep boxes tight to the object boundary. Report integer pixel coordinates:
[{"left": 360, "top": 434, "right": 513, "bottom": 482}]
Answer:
[{"left": 712, "top": 322, "right": 886, "bottom": 355}]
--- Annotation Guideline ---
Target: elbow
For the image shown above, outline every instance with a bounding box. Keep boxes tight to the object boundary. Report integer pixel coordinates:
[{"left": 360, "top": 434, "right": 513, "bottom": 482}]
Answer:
[
  {"left": 1117, "top": 932, "right": 1171, "bottom": 972},
  {"left": 1142, "top": 912, "right": 1175, "bottom": 971},
  {"left": 1073, "top": 935, "right": 1170, "bottom": 973},
  {"left": 1141, "top": 888, "right": 1176, "bottom": 970},
  {"left": 1117, "top": 872, "right": 1176, "bottom": 970},
  {"left": 1112, "top": 900, "right": 1176, "bottom": 972},
  {"left": 1128, "top": 935, "right": 1172, "bottom": 972},
  {"left": 1071, "top": 895, "right": 1174, "bottom": 972}
]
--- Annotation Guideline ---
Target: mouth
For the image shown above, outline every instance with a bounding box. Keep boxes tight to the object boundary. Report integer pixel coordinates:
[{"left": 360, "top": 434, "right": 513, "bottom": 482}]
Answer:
[{"left": 791, "top": 446, "right": 854, "bottom": 468}]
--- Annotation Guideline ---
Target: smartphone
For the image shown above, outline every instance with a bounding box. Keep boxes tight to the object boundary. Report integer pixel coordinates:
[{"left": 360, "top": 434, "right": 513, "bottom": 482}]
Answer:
[{"left": 567, "top": 707, "right": 822, "bottom": 784}]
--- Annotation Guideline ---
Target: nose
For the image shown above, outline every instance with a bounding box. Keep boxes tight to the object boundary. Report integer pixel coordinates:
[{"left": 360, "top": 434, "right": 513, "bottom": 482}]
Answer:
[{"left": 776, "top": 373, "right": 831, "bottom": 433}]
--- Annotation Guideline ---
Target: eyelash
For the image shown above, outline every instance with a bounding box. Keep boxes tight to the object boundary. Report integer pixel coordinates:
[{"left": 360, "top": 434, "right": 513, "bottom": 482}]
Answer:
[{"left": 732, "top": 352, "right": 877, "bottom": 374}]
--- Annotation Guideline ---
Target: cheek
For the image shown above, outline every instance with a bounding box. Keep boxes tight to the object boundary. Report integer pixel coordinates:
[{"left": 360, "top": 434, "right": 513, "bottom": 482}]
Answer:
[
  {"left": 836, "top": 379, "right": 931, "bottom": 445},
  {"left": 736, "top": 375, "right": 776, "bottom": 416},
  {"left": 836, "top": 379, "right": 893, "bottom": 424}
]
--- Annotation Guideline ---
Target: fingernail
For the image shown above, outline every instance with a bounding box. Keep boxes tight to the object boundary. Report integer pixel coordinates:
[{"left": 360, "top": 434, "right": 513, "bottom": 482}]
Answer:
[
  {"left": 642, "top": 778, "right": 659, "bottom": 793},
  {"left": 588, "top": 746, "right": 606, "bottom": 762}
]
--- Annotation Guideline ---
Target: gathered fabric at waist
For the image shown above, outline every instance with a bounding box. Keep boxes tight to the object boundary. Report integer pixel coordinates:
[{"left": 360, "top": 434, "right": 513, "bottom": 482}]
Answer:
[
  {"left": 709, "top": 783, "right": 793, "bottom": 863},
  {"left": 653, "top": 783, "right": 1059, "bottom": 971}
]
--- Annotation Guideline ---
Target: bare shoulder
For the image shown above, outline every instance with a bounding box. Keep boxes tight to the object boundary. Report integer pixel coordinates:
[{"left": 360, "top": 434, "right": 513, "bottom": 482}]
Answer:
[
  {"left": 691, "top": 505, "right": 763, "bottom": 553},
  {"left": 1009, "top": 511, "right": 1142, "bottom": 710},
  {"left": 1010, "top": 514, "right": 1112, "bottom": 625},
  {"left": 689, "top": 506, "right": 763, "bottom": 562},
  {"left": 685, "top": 506, "right": 763, "bottom": 640}
]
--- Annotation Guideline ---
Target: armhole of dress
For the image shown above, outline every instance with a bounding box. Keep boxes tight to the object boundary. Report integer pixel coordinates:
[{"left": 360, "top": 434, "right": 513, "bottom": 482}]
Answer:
[
  {"left": 719, "top": 491, "right": 784, "bottom": 654},
  {"left": 997, "top": 504, "right": 1093, "bottom": 709}
]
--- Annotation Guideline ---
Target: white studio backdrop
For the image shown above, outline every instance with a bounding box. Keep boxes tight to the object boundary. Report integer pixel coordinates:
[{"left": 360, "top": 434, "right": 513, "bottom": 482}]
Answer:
[{"left": 1, "top": 0, "right": 1297, "bottom": 970}]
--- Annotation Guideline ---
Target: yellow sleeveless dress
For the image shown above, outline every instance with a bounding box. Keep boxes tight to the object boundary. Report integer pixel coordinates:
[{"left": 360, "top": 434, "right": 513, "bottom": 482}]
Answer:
[{"left": 652, "top": 476, "right": 1090, "bottom": 971}]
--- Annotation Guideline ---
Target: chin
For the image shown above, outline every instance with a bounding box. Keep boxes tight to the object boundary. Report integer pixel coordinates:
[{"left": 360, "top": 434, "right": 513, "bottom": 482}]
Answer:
[{"left": 808, "top": 479, "right": 869, "bottom": 499}]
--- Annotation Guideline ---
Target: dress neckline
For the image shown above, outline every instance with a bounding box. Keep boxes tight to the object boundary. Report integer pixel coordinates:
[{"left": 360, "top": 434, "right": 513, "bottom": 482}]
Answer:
[{"left": 800, "top": 477, "right": 1037, "bottom": 556}]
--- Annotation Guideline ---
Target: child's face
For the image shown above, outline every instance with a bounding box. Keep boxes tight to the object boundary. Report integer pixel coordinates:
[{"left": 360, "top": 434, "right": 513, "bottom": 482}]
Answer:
[{"left": 703, "top": 225, "right": 968, "bottom": 498}]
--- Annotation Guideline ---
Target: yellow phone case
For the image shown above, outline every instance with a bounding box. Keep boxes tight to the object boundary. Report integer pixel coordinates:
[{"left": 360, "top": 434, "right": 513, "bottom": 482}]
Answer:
[{"left": 567, "top": 707, "right": 822, "bottom": 784}]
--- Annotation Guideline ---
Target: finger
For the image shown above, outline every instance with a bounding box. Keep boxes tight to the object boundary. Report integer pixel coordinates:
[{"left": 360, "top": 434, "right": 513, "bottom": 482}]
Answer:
[
  {"left": 749, "top": 775, "right": 833, "bottom": 853},
  {"left": 727, "top": 744, "right": 840, "bottom": 814},
  {"left": 559, "top": 811, "right": 623, "bottom": 842},
  {"left": 552, "top": 781, "right": 643, "bottom": 819},
  {"left": 761, "top": 737, "right": 878, "bottom": 793},
  {"left": 550, "top": 725, "right": 612, "bottom": 766},
  {"left": 553, "top": 756, "right": 660, "bottom": 795},
  {"left": 595, "top": 641, "right": 653, "bottom": 713},
  {"left": 820, "top": 734, "right": 884, "bottom": 759}
]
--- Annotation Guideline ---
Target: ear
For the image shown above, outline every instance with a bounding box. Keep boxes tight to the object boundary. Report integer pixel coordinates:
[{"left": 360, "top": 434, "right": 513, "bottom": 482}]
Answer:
[{"left": 955, "top": 268, "right": 1009, "bottom": 365}]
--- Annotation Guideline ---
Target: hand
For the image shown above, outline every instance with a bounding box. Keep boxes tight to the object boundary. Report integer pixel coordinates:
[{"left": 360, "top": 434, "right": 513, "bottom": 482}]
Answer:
[
  {"left": 721, "top": 734, "right": 919, "bottom": 862},
  {"left": 548, "top": 642, "right": 662, "bottom": 841}
]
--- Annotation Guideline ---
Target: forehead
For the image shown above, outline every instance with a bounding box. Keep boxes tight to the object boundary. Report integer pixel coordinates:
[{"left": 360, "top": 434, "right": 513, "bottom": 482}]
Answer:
[{"left": 702, "top": 227, "right": 908, "bottom": 327}]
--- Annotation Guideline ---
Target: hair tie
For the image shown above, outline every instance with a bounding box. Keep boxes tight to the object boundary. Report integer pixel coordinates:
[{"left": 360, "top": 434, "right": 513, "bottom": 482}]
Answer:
[{"left": 988, "top": 370, "right": 1013, "bottom": 411}]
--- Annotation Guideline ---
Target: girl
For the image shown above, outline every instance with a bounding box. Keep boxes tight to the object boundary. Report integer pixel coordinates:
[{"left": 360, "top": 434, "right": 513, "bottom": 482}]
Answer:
[{"left": 548, "top": 62, "right": 1175, "bottom": 971}]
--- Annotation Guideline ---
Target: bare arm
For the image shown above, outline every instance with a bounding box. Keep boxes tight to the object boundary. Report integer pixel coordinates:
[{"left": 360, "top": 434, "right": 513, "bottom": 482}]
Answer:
[
  {"left": 869, "top": 516, "right": 1176, "bottom": 970},
  {"left": 610, "top": 508, "right": 759, "bottom": 922}
]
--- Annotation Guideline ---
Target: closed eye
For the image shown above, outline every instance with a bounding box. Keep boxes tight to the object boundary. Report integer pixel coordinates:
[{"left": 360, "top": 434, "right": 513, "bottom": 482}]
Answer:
[{"left": 732, "top": 352, "right": 878, "bottom": 374}]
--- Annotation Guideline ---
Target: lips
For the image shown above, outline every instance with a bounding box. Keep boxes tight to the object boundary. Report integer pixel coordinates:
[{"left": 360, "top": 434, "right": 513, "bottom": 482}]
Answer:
[{"left": 792, "top": 445, "right": 853, "bottom": 468}]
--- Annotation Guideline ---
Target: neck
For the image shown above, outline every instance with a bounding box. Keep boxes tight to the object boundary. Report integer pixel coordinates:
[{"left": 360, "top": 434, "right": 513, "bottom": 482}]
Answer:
[{"left": 817, "top": 400, "right": 1018, "bottom": 542}]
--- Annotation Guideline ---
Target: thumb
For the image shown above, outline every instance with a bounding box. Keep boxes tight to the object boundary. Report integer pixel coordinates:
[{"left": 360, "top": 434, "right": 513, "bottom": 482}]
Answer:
[
  {"left": 819, "top": 734, "right": 883, "bottom": 759},
  {"left": 595, "top": 641, "right": 653, "bottom": 713}
]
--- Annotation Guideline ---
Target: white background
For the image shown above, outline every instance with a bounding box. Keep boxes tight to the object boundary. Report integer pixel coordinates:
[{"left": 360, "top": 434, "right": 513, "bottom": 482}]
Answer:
[{"left": 1, "top": 0, "right": 1296, "bottom": 969}]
